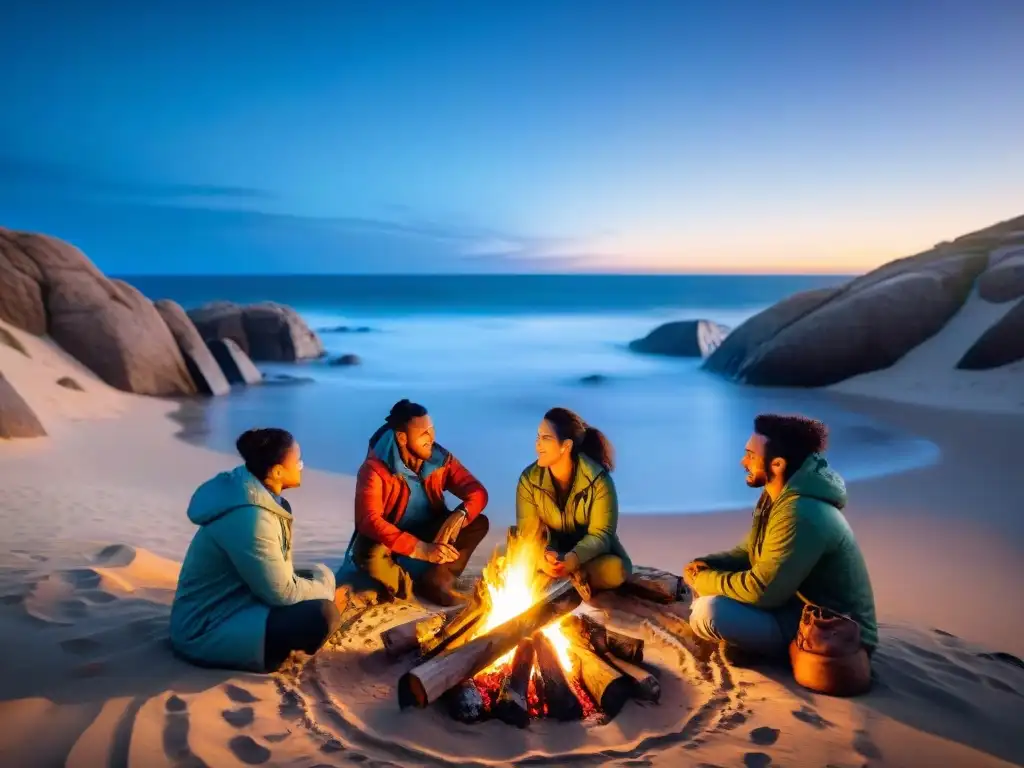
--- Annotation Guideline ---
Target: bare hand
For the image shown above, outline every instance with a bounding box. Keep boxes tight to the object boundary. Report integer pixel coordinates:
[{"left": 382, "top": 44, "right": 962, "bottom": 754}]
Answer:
[
  {"left": 539, "top": 549, "right": 562, "bottom": 577},
  {"left": 683, "top": 560, "right": 708, "bottom": 586},
  {"left": 415, "top": 541, "right": 460, "bottom": 564},
  {"left": 433, "top": 510, "right": 467, "bottom": 546}
]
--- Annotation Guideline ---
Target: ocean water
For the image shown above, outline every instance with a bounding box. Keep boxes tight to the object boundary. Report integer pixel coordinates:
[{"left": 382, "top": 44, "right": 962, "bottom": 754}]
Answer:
[{"left": 127, "top": 274, "right": 940, "bottom": 518}]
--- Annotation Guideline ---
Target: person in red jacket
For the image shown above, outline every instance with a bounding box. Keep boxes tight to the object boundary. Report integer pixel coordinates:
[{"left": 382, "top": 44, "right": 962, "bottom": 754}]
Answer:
[{"left": 348, "top": 399, "right": 489, "bottom": 606}]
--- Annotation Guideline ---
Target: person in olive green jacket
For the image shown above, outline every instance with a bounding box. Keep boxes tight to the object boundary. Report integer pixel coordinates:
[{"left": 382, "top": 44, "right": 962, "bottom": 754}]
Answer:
[
  {"left": 684, "top": 414, "right": 877, "bottom": 660},
  {"left": 516, "top": 407, "right": 631, "bottom": 590}
]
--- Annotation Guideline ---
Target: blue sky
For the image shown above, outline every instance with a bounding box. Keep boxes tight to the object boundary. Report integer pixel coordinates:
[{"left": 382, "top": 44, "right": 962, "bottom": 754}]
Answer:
[{"left": 1, "top": 0, "right": 1022, "bottom": 274}]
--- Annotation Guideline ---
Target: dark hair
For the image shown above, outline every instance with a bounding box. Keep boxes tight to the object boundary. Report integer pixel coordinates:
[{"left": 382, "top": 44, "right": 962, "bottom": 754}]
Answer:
[
  {"left": 753, "top": 414, "right": 828, "bottom": 482},
  {"left": 385, "top": 399, "right": 428, "bottom": 431},
  {"left": 236, "top": 427, "right": 295, "bottom": 480},
  {"left": 543, "top": 407, "right": 615, "bottom": 472}
]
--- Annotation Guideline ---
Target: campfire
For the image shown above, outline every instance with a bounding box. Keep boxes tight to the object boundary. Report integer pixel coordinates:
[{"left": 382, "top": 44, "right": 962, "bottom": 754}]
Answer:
[{"left": 382, "top": 526, "right": 675, "bottom": 726}]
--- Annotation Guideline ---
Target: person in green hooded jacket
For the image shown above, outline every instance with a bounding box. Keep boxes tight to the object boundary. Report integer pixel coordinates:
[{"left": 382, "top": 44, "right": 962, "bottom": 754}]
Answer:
[
  {"left": 516, "top": 407, "right": 631, "bottom": 590},
  {"left": 683, "top": 414, "right": 877, "bottom": 662},
  {"left": 170, "top": 428, "right": 341, "bottom": 673}
]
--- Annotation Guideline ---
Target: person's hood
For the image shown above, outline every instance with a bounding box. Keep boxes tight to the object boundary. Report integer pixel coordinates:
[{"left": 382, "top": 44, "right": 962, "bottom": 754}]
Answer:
[
  {"left": 367, "top": 424, "right": 449, "bottom": 478},
  {"left": 777, "top": 453, "right": 847, "bottom": 510},
  {"left": 186, "top": 465, "right": 293, "bottom": 526}
]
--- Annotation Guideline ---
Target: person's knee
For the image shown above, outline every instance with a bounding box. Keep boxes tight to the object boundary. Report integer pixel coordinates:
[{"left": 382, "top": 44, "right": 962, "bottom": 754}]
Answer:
[
  {"left": 689, "top": 596, "right": 727, "bottom": 641},
  {"left": 585, "top": 555, "right": 628, "bottom": 590}
]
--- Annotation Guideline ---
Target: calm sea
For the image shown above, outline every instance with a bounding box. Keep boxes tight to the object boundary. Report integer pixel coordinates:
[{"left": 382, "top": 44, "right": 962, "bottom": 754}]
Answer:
[{"left": 125, "top": 274, "right": 939, "bottom": 519}]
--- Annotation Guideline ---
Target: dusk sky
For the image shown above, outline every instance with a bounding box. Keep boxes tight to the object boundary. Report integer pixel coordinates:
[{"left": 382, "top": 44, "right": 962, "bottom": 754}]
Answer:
[{"left": 1, "top": 1, "right": 1022, "bottom": 275}]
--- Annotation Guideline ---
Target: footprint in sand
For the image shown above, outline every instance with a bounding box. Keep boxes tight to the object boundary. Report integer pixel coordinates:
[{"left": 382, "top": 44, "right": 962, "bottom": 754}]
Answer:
[
  {"left": 791, "top": 705, "right": 833, "bottom": 729},
  {"left": 228, "top": 735, "right": 271, "bottom": 765},
  {"left": 163, "top": 694, "right": 208, "bottom": 767},
  {"left": 320, "top": 738, "right": 344, "bottom": 753},
  {"left": 263, "top": 731, "right": 290, "bottom": 743},
  {"left": 222, "top": 706, "right": 255, "bottom": 728},
  {"left": 278, "top": 689, "right": 305, "bottom": 720},
  {"left": 742, "top": 753, "right": 773, "bottom": 768},
  {"left": 853, "top": 729, "right": 883, "bottom": 761},
  {"left": 749, "top": 726, "right": 780, "bottom": 746},
  {"left": 223, "top": 683, "right": 261, "bottom": 703}
]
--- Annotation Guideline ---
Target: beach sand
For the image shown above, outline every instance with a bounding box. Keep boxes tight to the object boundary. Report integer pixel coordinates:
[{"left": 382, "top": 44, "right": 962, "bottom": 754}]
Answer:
[{"left": 2, "top": 319, "right": 1023, "bottom": 767}]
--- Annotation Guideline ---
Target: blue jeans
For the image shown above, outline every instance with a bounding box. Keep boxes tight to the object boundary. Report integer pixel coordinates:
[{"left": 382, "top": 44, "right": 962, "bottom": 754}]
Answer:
[{"left": 689, "top": 596, "right": 800, "bottom": 656}]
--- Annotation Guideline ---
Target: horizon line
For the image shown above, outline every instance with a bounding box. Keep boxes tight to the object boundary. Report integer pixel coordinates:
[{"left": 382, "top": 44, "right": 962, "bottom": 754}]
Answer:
[{"left": 112, "top": 270, "right": 862, "bottom": 279}]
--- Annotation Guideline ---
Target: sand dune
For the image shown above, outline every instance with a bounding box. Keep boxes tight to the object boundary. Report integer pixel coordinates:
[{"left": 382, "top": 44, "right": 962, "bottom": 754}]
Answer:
[{"left": 2, "top": 322, "right": 1023, "bottom": 766}]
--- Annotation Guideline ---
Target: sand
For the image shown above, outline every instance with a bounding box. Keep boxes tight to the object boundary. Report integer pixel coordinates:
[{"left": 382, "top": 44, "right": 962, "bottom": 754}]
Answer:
[
  {"left": 829, "top": 289, "right": 1024, "bottom": 413},
  {"left": 1, "top": 318, "right": 1023, "bottom": 767}
]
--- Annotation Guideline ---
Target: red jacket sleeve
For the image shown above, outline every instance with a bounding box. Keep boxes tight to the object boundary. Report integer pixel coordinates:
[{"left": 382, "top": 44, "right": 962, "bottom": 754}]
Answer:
[
  {"left": 354, "top": 461, "right": 419, "bottom": 557},
  {"left": 444, "top": 455, "right": 489, "bottom": 522}
]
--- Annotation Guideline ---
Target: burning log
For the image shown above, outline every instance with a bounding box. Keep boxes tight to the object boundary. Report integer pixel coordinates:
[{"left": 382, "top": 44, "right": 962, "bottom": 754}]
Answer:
[
  {"left": 398, "top": 578, "right": 581, "bottom": 709},
  {"left": 619, "top": 571, "right": 684, "bottom": 604},
  {"left": 575, "top": 613, "right": 644, "bottom": 664},
  {"left": 381, "top": 606, "right": 462, "bottom": 659},
  {"left": 493, "top": 637, "right": 535, "bottom": 728},
  {"left": 446, "top": 679, "right": 486, "bottom": 723},
  {"left": 568, "top": 641, "right": 631, "bottom": 719},
  {"left": 419, "top": 581, "right": 488, "bottom": 660},
  {"left": 608, "top": 657, "right": 661, "bottom": 703},
  {"left": 533, "top": 631, "right": 583, "bottom": 721}
]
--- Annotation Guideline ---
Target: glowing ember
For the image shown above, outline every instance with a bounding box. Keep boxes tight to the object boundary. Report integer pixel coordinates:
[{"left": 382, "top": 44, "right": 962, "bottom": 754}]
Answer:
[{"left": 471, "top": 528, "right": 575, "bottom": 673}]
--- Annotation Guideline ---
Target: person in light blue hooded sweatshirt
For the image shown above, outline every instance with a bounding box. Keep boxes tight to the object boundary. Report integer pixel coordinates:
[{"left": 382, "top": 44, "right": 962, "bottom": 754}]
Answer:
[{"left": 170, "top": 428, "right": 341, "bottom": 672}]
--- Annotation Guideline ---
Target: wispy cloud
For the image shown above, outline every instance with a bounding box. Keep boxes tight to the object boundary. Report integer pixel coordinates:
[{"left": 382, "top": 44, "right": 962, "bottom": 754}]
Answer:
[
  {"left": 0, "top": 156, "right": 271, "bottom": 203},
  {"left": 0, "top": 156, "right": 608, "bottom": 273}
]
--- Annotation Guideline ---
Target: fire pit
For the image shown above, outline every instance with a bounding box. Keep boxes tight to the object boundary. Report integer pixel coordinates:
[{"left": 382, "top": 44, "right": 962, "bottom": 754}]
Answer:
[{"left": 382, "top": 527, "right": 682, "bottom": 726}]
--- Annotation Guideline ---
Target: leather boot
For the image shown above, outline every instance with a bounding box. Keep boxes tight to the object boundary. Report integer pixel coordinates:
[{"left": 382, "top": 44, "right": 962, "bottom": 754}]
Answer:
[{"left": 416, "top": 566, "right": 470, "bottom": 607}]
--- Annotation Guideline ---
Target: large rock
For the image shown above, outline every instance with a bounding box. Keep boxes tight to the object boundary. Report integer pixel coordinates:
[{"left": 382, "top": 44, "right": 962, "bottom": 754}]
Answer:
[
  {"left": 978, "top": 246, "right": 1024, "bottom": 303},
  {"left": 154, "top": 300, "right": 231, "bottom": 396},
  {"left": 0, "top": 373, "right": 46, "bottom": 439},
  {"left": 703, "top": 287, "right": 840, "bottom": 378},
  {"left": 705, "top": 252, "right": 988, "bottom": 386},
  {"left": 956, "top": 298, "right": 1024, "bottom": 370},
  {"left": 0, "top": 229, "right": 196, "bottom": 396},
  {"left": 208, "top": 339, "right": 263, "bottom": 385},
  {"left": 629, "top": 320, "right": 730, "bottom": 358},
  {"left": 188, "top": 301, "right": 324, "bottom": 361}
]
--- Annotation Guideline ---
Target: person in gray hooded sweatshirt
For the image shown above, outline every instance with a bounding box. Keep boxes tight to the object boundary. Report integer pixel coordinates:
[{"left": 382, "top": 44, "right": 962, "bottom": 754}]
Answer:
[{"left": 170, "top": 428, "right": 340, "bottom": 672}]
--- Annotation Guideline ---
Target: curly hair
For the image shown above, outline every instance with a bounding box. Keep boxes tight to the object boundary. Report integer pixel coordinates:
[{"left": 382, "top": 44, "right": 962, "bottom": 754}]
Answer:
[{"left": 753, "top": 414, "right": 828, "bottom": 482}]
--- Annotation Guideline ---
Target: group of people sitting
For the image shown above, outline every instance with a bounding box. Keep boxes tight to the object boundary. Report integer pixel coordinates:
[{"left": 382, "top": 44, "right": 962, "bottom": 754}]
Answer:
[{"left": 169, "top": 400, "right": 877, "bottom": 684}]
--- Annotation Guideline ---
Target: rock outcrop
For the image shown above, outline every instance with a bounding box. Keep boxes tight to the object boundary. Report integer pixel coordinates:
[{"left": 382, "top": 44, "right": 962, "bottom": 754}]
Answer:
[
  {"left": 329, "top": 353, "right": 361, "bottom": 366},
  {"left": 629, "top": 320, "right": 730, "bottom": 358},
  {"left": 702, "top": 287, "right": 840, "bottom": 379},
  {"left": 701, "top": 215, "right": 1024, "bottom": 387},
  {"left": 0, "top": 229, "right": 196, "bottom": 396},
  {"left": 978, "top": 245, "right": 1024, "bottom": 303},
  {"left": 956, "top": 298, "right": 1024, "bottom": 370},
  {"left": 188, "top": 301, "right": 324, "bottom": 362},
  {"left": 154, "top": 300, "right": 231, "bottom": 397},
  {"left": 706, "top": 252, "right": 987, "bottom": 387},
  {"left": 208, "top": 339, "right": 263, "bottom": 386},
  {"left": 0, "top": 373, "right": 46, "bottom": 438}
]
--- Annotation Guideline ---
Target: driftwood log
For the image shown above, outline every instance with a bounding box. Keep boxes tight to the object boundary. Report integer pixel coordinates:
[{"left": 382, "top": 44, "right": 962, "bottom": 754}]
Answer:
[
  {"left": 419, "top": 581, "right": 488, "bottom": 660},
  {"left": 398, "top": 579, "right": 582, "bottom": 709},
  {"left": 494, "top": 637, "right": 535, "bottom": 728},
  {"left": 609, "top": 657, "right": 660, "bottom": 702},
  {"left": 573, "top": 613, "right": 644, "bottom": 663},
  {"left": 533, "top": 630, "right": 583, "bottom": 721},
  {"left": 619, "top": 571, "right": 684, "bottom": 604},
  {"left": 381, "top": 606, "right": 462, "bottom": 658},
  {"left": 568, "top": 642, "right": 631, "bottom": 718}
]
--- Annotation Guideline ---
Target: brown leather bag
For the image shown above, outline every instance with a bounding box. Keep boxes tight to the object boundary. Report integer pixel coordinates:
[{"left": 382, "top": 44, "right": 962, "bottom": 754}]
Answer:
[{"left": 789, "top": 603, "right": 872, "bottom": 697}]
